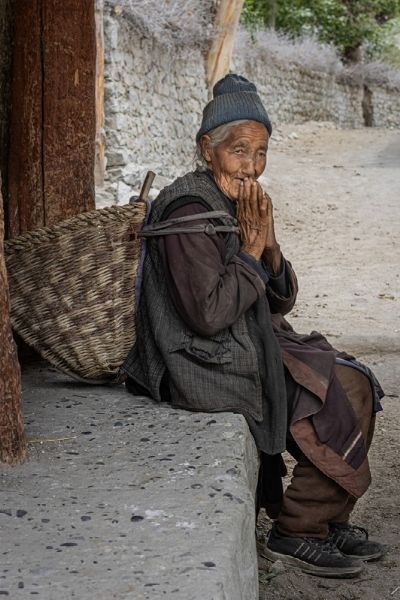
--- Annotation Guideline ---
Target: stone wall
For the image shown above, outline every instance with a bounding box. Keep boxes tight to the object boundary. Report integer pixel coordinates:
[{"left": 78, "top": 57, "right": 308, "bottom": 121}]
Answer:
[
  {"left": 370, "top": 84, "right": 400, "bottom": 128},
  {"left": 96, "top": 6, "right": 208, "bottom": 206},
  {"left": 231, "top": 55, "right": 365, "bottom": 128},
  {"left": 97, "top": 11, "right": 400, "bottom": 206}
]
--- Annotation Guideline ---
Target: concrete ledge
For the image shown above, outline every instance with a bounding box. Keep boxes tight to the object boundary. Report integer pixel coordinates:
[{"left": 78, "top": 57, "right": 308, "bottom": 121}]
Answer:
[{"left": 0, "top": 364, "right": 259, "bottom": 599}]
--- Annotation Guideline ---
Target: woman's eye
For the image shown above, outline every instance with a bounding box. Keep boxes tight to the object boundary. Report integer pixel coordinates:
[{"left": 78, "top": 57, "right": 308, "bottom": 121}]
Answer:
[{"left": 234, "top": 148, "right": 244, "bottom": 154}]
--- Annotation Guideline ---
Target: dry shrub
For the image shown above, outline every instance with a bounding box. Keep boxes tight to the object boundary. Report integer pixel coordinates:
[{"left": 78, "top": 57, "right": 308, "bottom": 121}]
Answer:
[
  {"left": 235, "top": 28, "right": 343, "bottom": 76},
  {"left": 235, "top": 27, "right": 400, "bottom": 91},
  {"left": 106, "top": 0, "right": 216, "bottom": 50}
]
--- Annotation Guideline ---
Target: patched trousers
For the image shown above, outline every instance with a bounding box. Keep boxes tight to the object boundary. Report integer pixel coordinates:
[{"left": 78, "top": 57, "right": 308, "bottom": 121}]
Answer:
[{"left": 277, "top": 365, "right": 375, "bottom": 539}]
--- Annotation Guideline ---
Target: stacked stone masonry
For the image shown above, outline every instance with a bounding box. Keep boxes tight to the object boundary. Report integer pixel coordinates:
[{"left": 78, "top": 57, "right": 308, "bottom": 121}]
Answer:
[
  {"left": 97, "top": 9, "right": 208, "bottom": 206},
  {"left": 232, "top": 56, "right": 365, "bottom": 128},
  {"left": 371, "top": 85, "right": 400, "bottom": 128}
]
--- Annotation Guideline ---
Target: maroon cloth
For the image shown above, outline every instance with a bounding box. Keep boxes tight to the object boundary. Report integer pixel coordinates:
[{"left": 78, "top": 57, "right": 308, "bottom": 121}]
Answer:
[
  {"left": 273, "top": 319, "right": 367, "bottom": 470},
  {"left": 159, "top": 201, "right": 266, "bottom": 336}
]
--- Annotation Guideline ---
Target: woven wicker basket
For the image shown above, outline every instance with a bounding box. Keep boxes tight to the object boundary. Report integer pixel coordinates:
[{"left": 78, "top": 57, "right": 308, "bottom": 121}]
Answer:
[{"left": 4, "top": 203, "right": 148, "bottom": 383}]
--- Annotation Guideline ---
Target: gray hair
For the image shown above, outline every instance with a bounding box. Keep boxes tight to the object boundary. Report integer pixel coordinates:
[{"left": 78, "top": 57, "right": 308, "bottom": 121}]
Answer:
[{"left": 195, "top": 119, "right": 257, "bottom": 169}]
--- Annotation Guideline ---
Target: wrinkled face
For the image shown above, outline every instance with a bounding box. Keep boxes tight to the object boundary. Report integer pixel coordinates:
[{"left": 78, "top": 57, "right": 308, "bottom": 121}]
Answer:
[{"left": 200, "top": 121, "right": 269, "bottom": 201}]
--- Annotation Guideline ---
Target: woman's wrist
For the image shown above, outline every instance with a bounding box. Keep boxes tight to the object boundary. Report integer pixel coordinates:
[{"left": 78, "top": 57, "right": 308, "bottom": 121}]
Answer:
[
  {"left": 241, "top": 245, "right": 264, "bottom": 261},
  {"left": 263, "top": 244, "right": 282, "bottom": 274}
]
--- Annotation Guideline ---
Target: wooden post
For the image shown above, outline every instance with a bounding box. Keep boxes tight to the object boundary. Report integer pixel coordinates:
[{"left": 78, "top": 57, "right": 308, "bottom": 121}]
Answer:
[
  {"left": 7, "top": 0, "right": 43, "bottom": 238},
  {"left": 0, "top": 175, "right": 26, "bottom": 464},
  {"left": 7, "top": 0, "right": 96, "bottom": 236},
  {"left": 94, "top": 0, "right": 105, "bottom": 188},
  {"left": 207, "top": 0, "right": 244, "bottom": 97},
  {"left": 42, "top": 0, "right": 96, "bottom": 225}
]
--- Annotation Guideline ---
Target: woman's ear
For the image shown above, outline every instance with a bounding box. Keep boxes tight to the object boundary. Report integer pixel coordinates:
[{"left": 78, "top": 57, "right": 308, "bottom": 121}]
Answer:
[{"left": 200, "top": 135, "right": 212, "bottom": 163}]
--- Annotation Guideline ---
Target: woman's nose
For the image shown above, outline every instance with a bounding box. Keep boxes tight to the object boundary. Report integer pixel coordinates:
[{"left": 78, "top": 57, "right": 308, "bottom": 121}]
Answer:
[{"left": 241, "top": 156, "right": 256, "bottom": 177}]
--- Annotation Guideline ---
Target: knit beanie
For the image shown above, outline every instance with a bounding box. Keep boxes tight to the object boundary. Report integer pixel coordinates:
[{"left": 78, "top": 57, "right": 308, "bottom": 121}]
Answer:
[{"left": 196, "top": 73, "right": 272, "bottom": 142}]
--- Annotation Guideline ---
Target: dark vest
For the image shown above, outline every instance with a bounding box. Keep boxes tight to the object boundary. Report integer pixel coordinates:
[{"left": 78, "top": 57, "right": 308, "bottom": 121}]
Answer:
[{"left": 123, "top": 171, "right": 267, "bottom": 421}]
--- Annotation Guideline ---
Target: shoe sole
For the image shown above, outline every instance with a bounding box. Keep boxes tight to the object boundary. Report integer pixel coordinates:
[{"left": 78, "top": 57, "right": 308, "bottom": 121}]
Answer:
[
  {"left": 261, "top": 547, "right": 364, "bottom": 579},
  {"left": 342, "top": 549, "right": 388, "bottom": 562}
]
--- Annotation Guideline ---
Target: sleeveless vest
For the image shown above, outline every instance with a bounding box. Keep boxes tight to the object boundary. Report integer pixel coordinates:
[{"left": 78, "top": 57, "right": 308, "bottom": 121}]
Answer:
[{"left": 122, "top": 170, "right": 265, "bottom": 421}]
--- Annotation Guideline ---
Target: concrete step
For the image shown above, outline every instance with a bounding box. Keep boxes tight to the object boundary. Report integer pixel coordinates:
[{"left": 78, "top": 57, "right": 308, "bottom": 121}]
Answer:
[{"left": 0, "top": 363, "right": 259, "bottom": 599}]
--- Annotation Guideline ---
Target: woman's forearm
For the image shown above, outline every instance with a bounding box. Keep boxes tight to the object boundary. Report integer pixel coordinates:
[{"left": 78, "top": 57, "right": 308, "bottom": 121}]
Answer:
[{"left": 159, "top": 203, "right": 266, "bottom": 336}]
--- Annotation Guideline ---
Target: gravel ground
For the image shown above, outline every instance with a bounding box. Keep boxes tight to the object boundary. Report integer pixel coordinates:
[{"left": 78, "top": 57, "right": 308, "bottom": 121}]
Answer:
[{"left": 257, "top": 122, "right": 400, "bottom": 600}]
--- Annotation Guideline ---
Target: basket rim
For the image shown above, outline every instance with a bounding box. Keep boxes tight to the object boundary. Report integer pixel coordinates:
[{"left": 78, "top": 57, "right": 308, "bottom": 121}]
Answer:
[{"left": 4, "top": 202, "right": 147, "bottom": 252}]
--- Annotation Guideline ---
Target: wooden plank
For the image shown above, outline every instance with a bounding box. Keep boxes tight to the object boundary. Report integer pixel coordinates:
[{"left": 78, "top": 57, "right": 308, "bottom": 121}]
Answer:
[
  {"left": 7, "top": 0, "right": 96, "bottom": 235},
  {"left": 94, "top": 0, "right": 105, "bottom": 187},
  {"left": 42, "top": 0, "right": 96, "bottom": 224},
  {"left": 7, "top": 0, "right": 43, "bottom": 237},
  {"left": 0, "top": 0, "right": 15, "bottom": 235},
  {"left": 207, "top": 0, "right": 244, "bottom": 96},
  {"left": 0, "top": 175, "right": 26, "bottom": 463}
]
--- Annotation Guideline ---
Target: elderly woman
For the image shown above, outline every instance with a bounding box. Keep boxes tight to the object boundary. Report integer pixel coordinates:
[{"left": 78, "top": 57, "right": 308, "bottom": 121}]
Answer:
[{"left": 123, "top": 74, "right": 385, "bottom": 577}]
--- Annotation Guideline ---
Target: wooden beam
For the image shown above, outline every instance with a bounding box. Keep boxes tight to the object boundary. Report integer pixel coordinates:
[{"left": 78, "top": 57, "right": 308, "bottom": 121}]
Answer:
[
  {"left": 42, "top": 0, "right": 96, "bottom": 224},
  {"left": 7, "top": 0, "right": 96, "bottom": 236},
  {"left": 0, "top": 175, "right": 26, "bottom": 464},
  {"left": 7, "top": 0, "right": 43, "bottom": 238},
  {"left": 94, "top": 0, "right": 105, "bottom": 188},
  {"left": 207, "top": 0, "right": 244, "bottom": 96}
]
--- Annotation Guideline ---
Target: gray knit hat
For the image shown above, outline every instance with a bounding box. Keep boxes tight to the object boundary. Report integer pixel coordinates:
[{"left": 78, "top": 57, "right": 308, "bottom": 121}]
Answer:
[{"left": 196, "top": 73, "right": 272, "bottom": 142}]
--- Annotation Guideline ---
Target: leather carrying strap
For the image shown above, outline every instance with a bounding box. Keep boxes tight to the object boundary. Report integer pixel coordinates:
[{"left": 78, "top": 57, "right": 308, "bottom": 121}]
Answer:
[{"left": 139, "top": 210, "right": 239, "bottom": 237}]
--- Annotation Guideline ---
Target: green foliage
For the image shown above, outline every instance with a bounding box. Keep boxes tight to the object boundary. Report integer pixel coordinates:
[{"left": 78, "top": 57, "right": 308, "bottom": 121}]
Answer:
[
  {"left": 241, "top": 0, "right": 266, "bottom": 30},
  {"left": 369, "top": 16, "right": 400, "bottom": 64},
  {"left": 241, "top": 0, "right": 400, "bottom": 61}
]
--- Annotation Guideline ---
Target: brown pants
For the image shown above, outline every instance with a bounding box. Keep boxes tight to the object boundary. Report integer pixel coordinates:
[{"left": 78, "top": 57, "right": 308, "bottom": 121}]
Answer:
[{"left": 277, "top": 365, "right": 375, "bottom": 539}]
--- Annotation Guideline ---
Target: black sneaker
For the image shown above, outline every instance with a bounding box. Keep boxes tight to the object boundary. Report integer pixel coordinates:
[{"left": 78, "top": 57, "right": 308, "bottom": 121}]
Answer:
[
  {"left": 329, "top": 522, "right": 388, "bottom": 561},
  {"left": 261, "top": 525, "right": 363, "bottom": 578}
]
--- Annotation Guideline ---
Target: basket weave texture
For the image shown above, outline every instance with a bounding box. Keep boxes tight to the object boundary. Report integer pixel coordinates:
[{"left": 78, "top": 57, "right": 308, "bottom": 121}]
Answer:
[{"left": 5, "top": 203, "right": 147, "bottom": 383}]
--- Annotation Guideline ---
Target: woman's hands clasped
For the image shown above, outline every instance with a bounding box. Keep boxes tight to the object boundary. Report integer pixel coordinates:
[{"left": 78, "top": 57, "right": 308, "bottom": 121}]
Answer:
[{"left": 237, "top": 179, "right": 281, "bottom": 273}]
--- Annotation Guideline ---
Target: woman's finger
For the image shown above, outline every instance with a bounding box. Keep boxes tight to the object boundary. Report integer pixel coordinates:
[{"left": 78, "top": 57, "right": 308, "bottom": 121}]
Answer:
[
  {"left": 237, "top": 180, "right": 244, "bottom": 220},
  {"left": 257, "top": 183, "right": 267, "bottom": 218},
  {"left": 242, "top": 178, "right": 252, "bottom": 211},
  {"left": 249, "top": 181, "right": 258, "bottom": 216},
  {"left": 265, "top": 190, "right": 273, "bottom": 213}
]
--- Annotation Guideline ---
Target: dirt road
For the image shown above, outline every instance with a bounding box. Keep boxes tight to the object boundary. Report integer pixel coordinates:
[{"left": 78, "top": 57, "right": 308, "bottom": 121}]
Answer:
[{"left": 257, "top": 123, "right": 400, "bottom": 600}]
